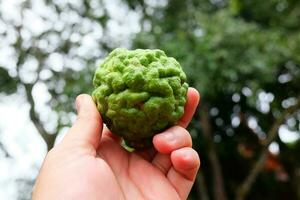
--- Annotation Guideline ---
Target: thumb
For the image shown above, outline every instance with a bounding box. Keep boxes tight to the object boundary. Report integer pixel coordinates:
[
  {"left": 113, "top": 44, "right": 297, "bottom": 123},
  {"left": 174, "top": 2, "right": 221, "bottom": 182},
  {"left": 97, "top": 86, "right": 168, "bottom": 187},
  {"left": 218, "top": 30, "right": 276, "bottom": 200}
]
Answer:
[{"left": 62, "top": 94, "right": 103, "bottom": 149}]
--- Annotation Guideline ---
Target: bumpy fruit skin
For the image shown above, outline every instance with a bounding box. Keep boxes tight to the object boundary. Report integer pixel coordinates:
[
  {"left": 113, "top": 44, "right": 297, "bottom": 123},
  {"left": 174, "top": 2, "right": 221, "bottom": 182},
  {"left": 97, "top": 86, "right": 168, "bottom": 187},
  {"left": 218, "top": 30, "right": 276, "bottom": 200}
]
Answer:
[{"left": 92, "top": 48, "right": 188, "bottom": 149}]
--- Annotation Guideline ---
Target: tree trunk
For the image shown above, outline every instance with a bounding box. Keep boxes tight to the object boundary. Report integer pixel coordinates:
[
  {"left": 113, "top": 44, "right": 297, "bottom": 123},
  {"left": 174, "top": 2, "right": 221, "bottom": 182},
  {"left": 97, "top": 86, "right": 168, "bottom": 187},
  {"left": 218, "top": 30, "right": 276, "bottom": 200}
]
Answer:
[
  {"left": 235, "top": 96, "right": 300, "bottom": 200},
  {"left": 195, "top": 171, "right": 210, "bottom": 200},
  {"left": 200, "top": 106, "right": 227, "bottom": 200},
  {"left": 293, "top": 168, "right": 300, "bottom": 200},
  {"left": 24, "top": 83, "right": 57, "bottom": 151}
]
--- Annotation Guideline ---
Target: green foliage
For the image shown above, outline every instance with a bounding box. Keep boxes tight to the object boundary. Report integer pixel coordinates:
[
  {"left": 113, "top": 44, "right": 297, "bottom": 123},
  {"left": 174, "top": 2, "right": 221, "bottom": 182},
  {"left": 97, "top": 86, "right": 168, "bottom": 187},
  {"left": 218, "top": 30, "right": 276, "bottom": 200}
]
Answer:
[
  {"left": 135, "top": 9, "right": 300, "bottom": 101},
  {"left": 230, "top": 0, "right": 300, "bottom": 29},
  {"left": 0, "top": 67, "right": 17, "bottom": 94},
  {"left": 132, "top": 0, "right": 300, "bottom": 199}
]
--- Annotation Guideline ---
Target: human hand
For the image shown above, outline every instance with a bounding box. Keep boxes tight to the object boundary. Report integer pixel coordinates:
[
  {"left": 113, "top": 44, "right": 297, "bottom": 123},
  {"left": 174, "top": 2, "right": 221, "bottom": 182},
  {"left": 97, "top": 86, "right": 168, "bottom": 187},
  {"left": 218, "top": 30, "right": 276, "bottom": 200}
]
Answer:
[{"left": 32, "top": 88, "right": 200, "bottom": 200}]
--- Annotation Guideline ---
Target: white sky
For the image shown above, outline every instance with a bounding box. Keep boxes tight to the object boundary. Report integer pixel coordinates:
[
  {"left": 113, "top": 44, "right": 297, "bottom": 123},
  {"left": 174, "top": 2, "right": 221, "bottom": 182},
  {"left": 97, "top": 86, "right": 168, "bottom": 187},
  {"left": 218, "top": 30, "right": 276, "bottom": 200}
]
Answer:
[{"left": 0, "top": 93, "right": 47, "bottom": 199}]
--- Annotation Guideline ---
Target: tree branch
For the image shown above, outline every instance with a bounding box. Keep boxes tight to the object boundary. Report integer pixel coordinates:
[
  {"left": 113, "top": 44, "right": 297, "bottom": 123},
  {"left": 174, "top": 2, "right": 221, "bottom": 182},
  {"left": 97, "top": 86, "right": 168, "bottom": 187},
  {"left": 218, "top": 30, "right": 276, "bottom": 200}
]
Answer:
[
  {"left": 235, "top": 96, "right": 300, "bottom": 200},
  {"left": 0, "top": 141, "right": 10, "bottom": 157},
  {"left": 14, "top": 23, "right": 57, "bottom": 152},
  {"left": 195, "top": 171, "right": 210, "bottom": 200},
  {"left": 293, "top": 167, "right": 300, "bottom": 199},
  {"left": 200, "top": 105, "right": 228, "bottom": 200},
  {"left": 23, "top": 83, "right": 56, "bottom": 151}
]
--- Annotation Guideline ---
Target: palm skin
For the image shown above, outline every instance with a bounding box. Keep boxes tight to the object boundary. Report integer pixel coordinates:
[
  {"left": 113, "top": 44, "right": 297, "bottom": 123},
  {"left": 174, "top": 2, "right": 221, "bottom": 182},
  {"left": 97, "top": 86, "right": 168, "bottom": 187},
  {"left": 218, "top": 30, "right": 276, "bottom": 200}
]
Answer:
[{"left": 33, "top": 88, "right": 200, "bottom": 200}]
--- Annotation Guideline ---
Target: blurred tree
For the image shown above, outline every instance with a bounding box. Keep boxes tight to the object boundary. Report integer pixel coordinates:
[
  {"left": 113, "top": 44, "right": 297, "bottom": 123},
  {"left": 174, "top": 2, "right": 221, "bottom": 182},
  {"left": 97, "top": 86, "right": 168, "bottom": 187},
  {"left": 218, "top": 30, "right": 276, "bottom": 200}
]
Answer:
[
  {"left": 0, "top": 0, "right": 133, "bottom": 151},
  {"left": 0, "top": 0, "right": 138, "bottom": 198},
  {"left": 129, "top": 0, "right": 300, "bottom": 199},
  {"left": 230, "top": 0, "right": 300, "bottom": 30}
]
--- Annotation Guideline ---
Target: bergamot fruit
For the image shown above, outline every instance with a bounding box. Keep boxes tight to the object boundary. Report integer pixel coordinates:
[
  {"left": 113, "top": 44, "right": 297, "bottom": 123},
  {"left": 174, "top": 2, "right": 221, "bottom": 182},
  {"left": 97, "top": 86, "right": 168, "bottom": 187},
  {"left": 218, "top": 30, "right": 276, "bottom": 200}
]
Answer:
[{"left": 92, "top": 48, "right": 188, "bottom": 149}]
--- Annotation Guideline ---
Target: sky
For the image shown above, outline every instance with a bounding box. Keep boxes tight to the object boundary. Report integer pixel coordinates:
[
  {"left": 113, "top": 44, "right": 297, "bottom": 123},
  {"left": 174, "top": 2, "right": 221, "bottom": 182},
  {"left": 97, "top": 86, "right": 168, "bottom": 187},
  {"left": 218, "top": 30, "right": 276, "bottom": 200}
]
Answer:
[
  {"left": 0, "top": 93, "right": 47, "bottom": 199},
  {"left": 0, "top": 0, "right": 299, "bottom": 199}
]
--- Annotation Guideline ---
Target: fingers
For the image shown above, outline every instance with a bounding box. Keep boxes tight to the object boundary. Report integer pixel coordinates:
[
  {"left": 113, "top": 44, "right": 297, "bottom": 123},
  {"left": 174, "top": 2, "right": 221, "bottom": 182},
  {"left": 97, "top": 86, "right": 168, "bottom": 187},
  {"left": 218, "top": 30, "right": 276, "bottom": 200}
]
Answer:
[
  {"left": 167, "top": 147, "right": 200, "bottom": 199},
  {"left": 61, "top": 94, "right": 103, "bottom": 149},
  {"left": 153, "top": 126, "right": 192, "bottom": 154},
  {"left": 151, "top": 126, "right": 200, "bottom": 199},
  {"left": 169, "top": 147, "right": 200, "bottom": 181},
  {"left": 151, "top": 126, "right": 192, "bottom": 174},
  {"left": 177, "top": 87, "right": 200, "bottom": 128},
  {"left": 151, "top": 88, "right": 199, "bottom": 175}
]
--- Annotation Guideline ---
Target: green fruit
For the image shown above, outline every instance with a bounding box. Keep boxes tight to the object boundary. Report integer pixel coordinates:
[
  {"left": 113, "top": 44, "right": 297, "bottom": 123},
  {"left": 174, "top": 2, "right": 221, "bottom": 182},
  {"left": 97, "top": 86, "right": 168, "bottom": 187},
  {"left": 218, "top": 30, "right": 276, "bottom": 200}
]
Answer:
[{"left": 92, "top": 48, "right": 188, "bottom": 149}]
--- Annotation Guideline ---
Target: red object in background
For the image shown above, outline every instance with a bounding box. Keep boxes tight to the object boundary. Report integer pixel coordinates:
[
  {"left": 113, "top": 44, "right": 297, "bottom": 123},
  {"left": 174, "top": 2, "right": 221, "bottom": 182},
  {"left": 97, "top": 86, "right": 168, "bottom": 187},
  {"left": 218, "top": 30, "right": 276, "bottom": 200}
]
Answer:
[{"left": 264, "top": 152, "right": 289, "bottom": 182}]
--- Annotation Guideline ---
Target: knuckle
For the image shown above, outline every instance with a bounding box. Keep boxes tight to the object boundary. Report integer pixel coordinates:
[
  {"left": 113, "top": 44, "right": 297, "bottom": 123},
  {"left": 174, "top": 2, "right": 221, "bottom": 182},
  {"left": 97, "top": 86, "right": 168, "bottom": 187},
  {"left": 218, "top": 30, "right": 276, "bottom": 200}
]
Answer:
[
  {"left": 174, "top": 126, "right": 192, "bottom": 146},
  {"left": 173, "top": 125, "right": 188, "bottom": 134}
]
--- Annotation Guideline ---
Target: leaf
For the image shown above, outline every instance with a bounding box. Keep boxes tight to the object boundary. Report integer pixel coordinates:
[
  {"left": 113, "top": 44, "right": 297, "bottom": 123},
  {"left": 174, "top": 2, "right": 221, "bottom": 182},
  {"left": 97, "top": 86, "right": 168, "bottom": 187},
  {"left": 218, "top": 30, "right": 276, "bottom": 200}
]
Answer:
[{"left": 0, "top": 67, "right": 17, "bottom": 95}]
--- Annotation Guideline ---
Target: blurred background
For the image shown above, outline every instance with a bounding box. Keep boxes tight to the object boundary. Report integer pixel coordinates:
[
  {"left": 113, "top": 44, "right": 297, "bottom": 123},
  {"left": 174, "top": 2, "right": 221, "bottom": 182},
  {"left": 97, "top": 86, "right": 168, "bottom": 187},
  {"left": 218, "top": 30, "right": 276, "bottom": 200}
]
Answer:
[{"left": 0, "top": 0, "right": 300, "bottom": 199}]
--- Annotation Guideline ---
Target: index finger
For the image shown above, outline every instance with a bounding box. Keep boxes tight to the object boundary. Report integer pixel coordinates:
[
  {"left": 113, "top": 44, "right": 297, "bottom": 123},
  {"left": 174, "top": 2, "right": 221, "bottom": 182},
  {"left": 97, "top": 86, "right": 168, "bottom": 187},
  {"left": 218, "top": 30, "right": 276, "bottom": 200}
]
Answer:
[{"left": 177, "top": 87, "right": 200, "bottom": 128}]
